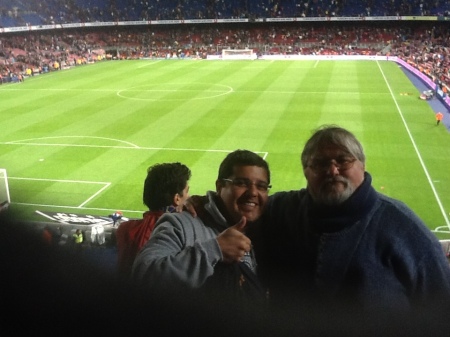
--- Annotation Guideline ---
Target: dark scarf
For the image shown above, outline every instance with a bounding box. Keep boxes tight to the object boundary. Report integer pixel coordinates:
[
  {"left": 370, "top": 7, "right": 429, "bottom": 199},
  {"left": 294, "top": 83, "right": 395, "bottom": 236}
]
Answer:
[{"left": 307, "top": 172, "right": 378, "bottom": 234}]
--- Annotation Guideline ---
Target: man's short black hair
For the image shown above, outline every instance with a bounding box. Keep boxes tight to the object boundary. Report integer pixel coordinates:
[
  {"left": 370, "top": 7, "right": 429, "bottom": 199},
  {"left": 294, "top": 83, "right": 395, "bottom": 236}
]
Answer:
[
  {"left": 143, "top": 162, "right": 191, "bottom": 211},
  {"left": 217, "top": 149, "right": 270, "bottom": 183}
]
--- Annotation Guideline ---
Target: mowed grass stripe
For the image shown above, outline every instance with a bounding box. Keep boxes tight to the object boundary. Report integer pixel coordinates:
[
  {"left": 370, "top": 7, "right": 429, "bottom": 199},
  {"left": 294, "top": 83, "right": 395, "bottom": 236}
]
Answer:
[{"left": 208, "top": 62, "right": 296, "bottom": 150}]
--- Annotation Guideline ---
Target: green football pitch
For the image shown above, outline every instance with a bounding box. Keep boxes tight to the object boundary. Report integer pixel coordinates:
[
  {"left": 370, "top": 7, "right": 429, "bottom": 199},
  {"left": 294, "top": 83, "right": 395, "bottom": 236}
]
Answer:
[{"left": 1, "top": 59, "right": 450, "bottom": 239}]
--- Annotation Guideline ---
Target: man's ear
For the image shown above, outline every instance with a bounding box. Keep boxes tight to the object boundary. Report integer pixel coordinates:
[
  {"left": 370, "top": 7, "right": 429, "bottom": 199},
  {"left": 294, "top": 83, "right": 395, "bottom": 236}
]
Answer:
[
  {"left": 173, "top": 193, "right": 182, "bottom": 207},
  {"left": 215, "top": 179, "right": 222, "bottom": 193},
  {"left": 172, "top": 193, "right": 184, "bottom": 212}
]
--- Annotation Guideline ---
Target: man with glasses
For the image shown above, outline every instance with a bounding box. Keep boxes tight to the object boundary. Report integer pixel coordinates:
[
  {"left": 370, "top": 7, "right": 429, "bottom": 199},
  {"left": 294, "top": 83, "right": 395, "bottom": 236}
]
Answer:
[
  {"left": 132, "top": 149, "right": 270, "bottom": 312},
  {"left": 258, "top": 124, "right": 450, "bottom": 332}
]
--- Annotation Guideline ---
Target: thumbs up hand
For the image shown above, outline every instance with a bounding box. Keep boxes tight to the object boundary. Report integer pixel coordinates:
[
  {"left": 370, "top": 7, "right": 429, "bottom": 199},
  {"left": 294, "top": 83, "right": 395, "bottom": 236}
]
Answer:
[{"left": 217, "top": 216, "right": 251, "bottom": 264}]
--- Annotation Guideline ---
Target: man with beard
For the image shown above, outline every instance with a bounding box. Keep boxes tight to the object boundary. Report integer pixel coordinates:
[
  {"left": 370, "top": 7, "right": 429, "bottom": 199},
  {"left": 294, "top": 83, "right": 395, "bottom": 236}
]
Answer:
[
  {"left": 132, "top": 150, "right": 270, "bottom": 317},
  {"left": 257, "top": 125, "right": 450, "bottom": 334}
]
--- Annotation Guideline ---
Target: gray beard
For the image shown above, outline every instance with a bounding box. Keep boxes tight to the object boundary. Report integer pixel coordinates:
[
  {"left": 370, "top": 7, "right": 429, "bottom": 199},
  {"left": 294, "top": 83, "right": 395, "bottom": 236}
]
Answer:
[{"left": 315, "top": 177, "right": 355, "bottom": 206}]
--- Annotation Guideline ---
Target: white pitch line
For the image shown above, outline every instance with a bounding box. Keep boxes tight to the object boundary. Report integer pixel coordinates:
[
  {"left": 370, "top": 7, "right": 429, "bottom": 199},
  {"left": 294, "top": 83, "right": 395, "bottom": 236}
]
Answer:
[
  {"left": 10, "top": 177, "right": 110, "bottom": 184},
  {"left": 0, "top": 87, "right": 388, "bottom": 95},
  {"left": 9, "top": 177, "right": 111, "bottom": 209},
  {"left": 0, "top": 87, "right": 119, "bottom": 92},
  {"left": 2, "top": 141, "right": 267, "bottom": 155},
  {"left": 137, "top": 60, "right": 163, "bottom": 68},
  {"left": 13, "top": 202, "right": 144, "bottom": 214},
  {"left": 78, "top": 182, "right": 110, "bottom": 208},
  {"left": 35, "top": 210, "right": 71, "bottom": 225},
  {"left": 118, "top": 89, "right": 232, "bottom": 92},
  {"left": 7, "top": 135, "right": 140, "bottom": 148},
  {"left": 377, "top": 60, "right": 450, "bottom": 230},
  {"left": 4, "top": 142, "right": 141, "bottom": 150},
  {"left": 433, "top": 226, "right": 450, "bottom": 233}
]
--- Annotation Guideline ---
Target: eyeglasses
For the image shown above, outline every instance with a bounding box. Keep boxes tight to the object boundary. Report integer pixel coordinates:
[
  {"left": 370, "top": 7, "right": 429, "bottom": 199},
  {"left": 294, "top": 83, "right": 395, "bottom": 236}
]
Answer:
[
  {"left": 308, "top": 156, "right": 356, "bottom": 173},
  {"left": 222, "top": 178, "right": 271, "bottom": 192}
]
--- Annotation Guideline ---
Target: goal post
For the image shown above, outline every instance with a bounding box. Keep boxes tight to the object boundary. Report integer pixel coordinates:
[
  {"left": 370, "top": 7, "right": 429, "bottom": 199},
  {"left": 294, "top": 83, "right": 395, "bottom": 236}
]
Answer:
[
  {"left": 0, "top": 168, "right": 11, "bottom": 212},
  {"left": 440, "top": 240, "right": 450, "bottom": 257},
  {"left": 222, "top": 49, "right": 257, "bottom": 60}
]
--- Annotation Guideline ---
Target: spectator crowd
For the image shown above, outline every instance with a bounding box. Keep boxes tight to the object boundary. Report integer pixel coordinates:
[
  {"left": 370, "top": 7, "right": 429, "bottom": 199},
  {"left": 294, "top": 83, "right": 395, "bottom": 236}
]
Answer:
[
  {"left": 0, "top": 0, "right": 449, "bottom": 26},
  {"left": 1, "top": 19, "right": 448, "bottom": 94},
  {"left": 0, "top": 1, "right": 449, "bottom": 90}
]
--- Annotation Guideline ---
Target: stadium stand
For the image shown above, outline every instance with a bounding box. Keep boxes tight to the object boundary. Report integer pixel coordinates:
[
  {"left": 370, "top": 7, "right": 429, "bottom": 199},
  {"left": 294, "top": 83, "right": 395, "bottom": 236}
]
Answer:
[
  {"left": 1, "top": 18, "right": 449, "bottom": 95},
  {"left": 0, "top": 0, "right": 450, "bottom": 25}
]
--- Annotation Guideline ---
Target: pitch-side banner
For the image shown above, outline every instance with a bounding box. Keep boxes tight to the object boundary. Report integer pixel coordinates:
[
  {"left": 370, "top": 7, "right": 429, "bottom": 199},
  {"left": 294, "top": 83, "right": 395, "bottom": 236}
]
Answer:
[
  {"left": 35, "top": 210, "right": 128, "bottom": 225},
  {"left": 1, "top": 16, "right": 444, "bottom": 34}
]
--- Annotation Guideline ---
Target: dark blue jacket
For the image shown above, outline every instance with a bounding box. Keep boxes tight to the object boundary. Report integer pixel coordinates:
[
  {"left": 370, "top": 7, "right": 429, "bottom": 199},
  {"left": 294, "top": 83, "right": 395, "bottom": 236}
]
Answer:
[{"left": 258, "top": 173, "right": 450, "bottom": 315}]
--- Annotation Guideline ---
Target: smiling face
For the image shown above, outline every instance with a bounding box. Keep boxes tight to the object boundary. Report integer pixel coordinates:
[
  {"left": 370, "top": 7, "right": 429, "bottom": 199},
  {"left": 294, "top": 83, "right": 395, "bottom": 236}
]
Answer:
[{"left": 216, "top": 165, "right": 270, "bottom": 223}]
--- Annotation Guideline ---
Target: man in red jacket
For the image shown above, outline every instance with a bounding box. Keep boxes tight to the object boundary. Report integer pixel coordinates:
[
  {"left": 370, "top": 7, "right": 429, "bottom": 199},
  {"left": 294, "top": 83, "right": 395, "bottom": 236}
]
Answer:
[{"left": 116, "top": 162, "right": 191, "bottom": 279}]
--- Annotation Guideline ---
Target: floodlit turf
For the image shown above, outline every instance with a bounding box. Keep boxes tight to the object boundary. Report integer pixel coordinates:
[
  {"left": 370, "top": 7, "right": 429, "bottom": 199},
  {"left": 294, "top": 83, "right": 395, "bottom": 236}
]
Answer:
[{"left": 1, "top": 59, "right": 450, "bottom": 239}]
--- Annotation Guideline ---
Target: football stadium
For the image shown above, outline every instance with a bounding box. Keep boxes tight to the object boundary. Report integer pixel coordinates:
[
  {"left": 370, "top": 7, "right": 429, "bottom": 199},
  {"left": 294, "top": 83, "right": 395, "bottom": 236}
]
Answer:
[{"left": 1, "top": 1, "right": 450, "bottom": 335}]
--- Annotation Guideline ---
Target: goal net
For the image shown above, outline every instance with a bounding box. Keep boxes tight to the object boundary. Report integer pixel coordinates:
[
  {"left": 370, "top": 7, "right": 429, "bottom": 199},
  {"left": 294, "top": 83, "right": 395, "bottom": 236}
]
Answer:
[
  {"left": 0, "top": 169, "right": 11, "bottom": 212},
  {"left": 222, "top": 49, "right": 257, "bottom": 60}
]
